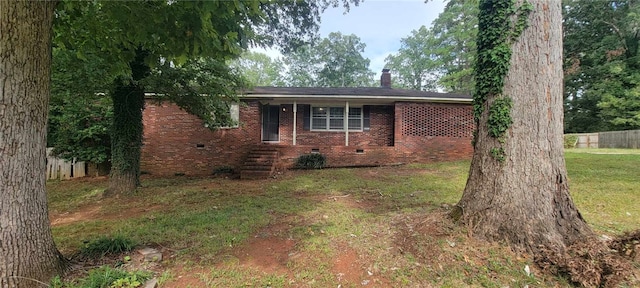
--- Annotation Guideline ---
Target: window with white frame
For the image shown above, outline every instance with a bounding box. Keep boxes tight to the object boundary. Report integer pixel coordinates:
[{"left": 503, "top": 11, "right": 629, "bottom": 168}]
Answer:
[
  {"left": 311, "top": 105, "right": 362, "bottom": 131},
  {"left": 348, "top": 107, "right": 362, "bottom": 130}
]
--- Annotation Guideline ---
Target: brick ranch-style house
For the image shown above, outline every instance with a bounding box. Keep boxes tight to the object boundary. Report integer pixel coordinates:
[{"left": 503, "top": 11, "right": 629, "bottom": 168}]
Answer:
[{"left": 140, "top": 69, "right": 474, "bottom": 179}]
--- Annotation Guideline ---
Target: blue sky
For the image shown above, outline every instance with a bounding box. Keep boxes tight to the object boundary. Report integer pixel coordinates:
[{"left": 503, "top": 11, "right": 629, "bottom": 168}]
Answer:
[{"left": 254, "top": 0, "right": 446, "bottom": 79}]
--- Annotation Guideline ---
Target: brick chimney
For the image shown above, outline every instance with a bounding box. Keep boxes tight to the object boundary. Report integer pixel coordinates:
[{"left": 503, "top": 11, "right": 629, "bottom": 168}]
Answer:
[{"left": 380, "top": 69, "right": 391, "bottom": 88}]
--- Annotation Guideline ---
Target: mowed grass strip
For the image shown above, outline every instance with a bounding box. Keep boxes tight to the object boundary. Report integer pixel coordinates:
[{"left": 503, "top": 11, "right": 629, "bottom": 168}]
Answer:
[
  {"left": 565, "top": 151, "right": 640, "bottom": 233},
  {"left": 47, "top": 150, "right": 640, "bottom": 287}
]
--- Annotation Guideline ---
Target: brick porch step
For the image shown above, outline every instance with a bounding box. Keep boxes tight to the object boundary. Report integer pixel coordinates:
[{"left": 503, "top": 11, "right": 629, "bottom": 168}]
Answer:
[{"left": 240, "top": 145, "right": 282, "bottom": 180}]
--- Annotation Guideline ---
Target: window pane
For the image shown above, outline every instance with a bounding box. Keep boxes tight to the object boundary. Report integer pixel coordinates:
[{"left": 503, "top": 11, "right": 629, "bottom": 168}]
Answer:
[
  {"left": 312, "top": 107, "right": 326, "bottom": 117},
  {"left": 348, "top": 107, "right": 362, "bottom": 130},
  {"left": 330, "top": 107, "right": 344, "bottom": 117},
  {"left": 328, "top": 107, "right": 344, "bottom": 130},
  {"left": 312, "top": 107, "right": 327, "bottom": 130},
  {"left": 329, "top": 118, "right": 344, "bottom": 130},
  {"left": 312, "top": 117, "right": 326, "bottom": 129},
  {"left": 349, "top": 107, "right": 362, "bottom": 117},
  {"left": 348, "top": 119, "right": 361, "bottom": 130}
]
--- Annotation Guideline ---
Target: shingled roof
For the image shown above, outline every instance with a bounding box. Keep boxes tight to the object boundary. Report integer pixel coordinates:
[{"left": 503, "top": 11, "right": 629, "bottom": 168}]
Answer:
[{"left": 243, "top": 86, "right": 471, "bottom": 103}]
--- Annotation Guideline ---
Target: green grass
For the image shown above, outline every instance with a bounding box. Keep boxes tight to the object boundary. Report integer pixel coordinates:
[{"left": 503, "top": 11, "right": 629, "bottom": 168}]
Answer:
[
  {"left": 565, "top": 151, "right": 640, "bottom": 233},
  {"left": 48, "top": 150, "right": 640, "bottom": 287}
]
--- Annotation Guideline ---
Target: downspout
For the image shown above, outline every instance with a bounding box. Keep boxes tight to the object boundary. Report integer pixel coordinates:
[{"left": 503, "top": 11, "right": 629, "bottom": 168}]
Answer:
[
  {"left": 293, "top": 101, "right": 297, "bottom": 146},
  {"left": 345, "top": 101, "right": 349, "bottom": 146}
]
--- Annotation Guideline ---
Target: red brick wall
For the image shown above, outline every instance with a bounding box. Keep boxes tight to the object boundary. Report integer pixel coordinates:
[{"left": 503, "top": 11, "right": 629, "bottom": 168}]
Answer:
[
  {"left": 393, "top": 102, "right": 474, "bottom": 163},
  {"left": 140, "top": 100, "right": 260, "bottom": 176},
  {"left": 140, "top": 100, "right": 474, "bottom": 175},
  {"left": 278, "top": 146, "right": 398, "bottom": 168}
]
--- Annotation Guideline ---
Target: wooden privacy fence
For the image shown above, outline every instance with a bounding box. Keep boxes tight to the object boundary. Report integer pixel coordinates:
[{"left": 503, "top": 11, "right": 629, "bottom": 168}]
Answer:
[
  {"left": 579, "top": 133, "right": 598, "bottom": 148},
  {"left": 567, "top": 129, "right": 640, "bottom": 149},
  {"left": 46, "top": 148, "right": 86, "bottom": 180},
  {"left": 599, "top": 129, "right": 640, "bottom": 149}
]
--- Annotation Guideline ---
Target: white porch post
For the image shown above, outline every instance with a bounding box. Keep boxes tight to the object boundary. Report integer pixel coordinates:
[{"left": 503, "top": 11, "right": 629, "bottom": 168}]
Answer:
[
  {"left": 293, "top": 101, "right": 297, "bottom": 146},
  {"left": 345, "top": 101, "right": 349, "bottom": 146}
]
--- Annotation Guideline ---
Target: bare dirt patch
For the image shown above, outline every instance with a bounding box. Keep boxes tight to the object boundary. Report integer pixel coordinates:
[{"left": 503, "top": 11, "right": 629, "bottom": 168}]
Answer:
[
  {"left": 50, "top": 203, "right": 164, "bottom": 227},
  {"left": 353, "top": 165, "right": 422, "bottom": 180},
  {"left": 233, "top": 236, "right": 297, "bottom": 275},
  {"left": 331, "top": 242, "right": 391, "bottom": 286},
  {"left": 393, "top": 210, "right": 458, "bottom": 263},
  {"left": 161, "top": 265, "right": 209, "bottom": 288},
  {"left": 51, "top": 205, "right": 102, "bottom": 226}
]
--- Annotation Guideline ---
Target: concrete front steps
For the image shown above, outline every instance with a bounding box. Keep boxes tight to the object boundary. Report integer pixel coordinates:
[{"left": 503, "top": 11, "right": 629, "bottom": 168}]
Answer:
[{"left": 240, "top": 145, "right": 282, "bottom": 180}]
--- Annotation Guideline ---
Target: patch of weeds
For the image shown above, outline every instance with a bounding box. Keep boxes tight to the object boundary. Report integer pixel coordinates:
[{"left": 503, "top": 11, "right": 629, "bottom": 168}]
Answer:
[
  {"left": 287, "top": 257, "right": 334, "bottom": 286},
  {"left": 203, "top": 267, "right": 290, "bottom": 287},
  {"left": 51, "top": 266, "right": 151, "bottom": 288},
  {"left": 564, "top": 134, "right": 578, "bottom": 148},
  {"left": 80, "top": 236, "right": 136, "bottom": 258},
  {"left": 260, "top": 274, "right": 288, "bottom": 287}
]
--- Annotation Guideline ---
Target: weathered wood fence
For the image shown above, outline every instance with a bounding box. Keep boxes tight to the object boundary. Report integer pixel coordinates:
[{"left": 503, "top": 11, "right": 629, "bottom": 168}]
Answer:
[
  {"left": 568, "top": 129, "right": 640, "bottom": 149},
  {"left": 46, "top": 148, "right": 86, "bottom": 180},
  {"left": 576, "top": 133, "right": 598, "bottom": 148},
  {"left": 599, "top": 129, "right": 640, "bottom": 149}
]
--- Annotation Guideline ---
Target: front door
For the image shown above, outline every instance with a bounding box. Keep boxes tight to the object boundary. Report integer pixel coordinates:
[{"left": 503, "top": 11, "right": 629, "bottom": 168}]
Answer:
[{"left": 262, "top": 105, "right": 280, "bottom": 142}]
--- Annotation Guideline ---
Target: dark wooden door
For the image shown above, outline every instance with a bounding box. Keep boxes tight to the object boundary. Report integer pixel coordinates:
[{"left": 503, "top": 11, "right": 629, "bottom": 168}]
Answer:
[{"left": 262, "top": 105, "right": 280, "bottom": 142}]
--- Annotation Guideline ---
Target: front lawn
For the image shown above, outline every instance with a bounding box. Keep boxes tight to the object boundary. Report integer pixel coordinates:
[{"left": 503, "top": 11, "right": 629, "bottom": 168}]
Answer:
[{"left": 48, "top": 150, "right": 640, "bottom": 287}]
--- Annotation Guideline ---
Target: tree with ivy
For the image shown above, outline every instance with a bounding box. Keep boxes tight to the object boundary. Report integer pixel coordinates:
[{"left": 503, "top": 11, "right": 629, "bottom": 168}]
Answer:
[
  {"left": 384, "top": 26, "right": 440, "bottom": 90},
  {"left": 284, "top": 32, "right": 375, "bottom": 87},
  {"left": 452, "top": 0, "right": 592, "bottom": 255}
]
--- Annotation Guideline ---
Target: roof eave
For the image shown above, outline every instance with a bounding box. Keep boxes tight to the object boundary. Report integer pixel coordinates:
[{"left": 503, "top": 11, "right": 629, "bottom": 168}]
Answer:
[{"left": 239, "top": 94, "right": 472, "bottom": 104}]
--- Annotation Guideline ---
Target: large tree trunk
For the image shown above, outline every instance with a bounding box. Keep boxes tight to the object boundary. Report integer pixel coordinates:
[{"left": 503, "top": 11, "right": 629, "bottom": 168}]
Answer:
[
  {"left": 453, "top": 0, "right": 592, "bottom": 253},
  {"left": 107, "top": 49, "right": 149, "bottom": 195},
  {"left": 0, "top": 1, "right": 67, "bottom": 287}
]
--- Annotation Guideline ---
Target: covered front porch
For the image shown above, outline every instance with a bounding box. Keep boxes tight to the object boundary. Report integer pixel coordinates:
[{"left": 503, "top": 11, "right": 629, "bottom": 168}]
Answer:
[{"left": 259, "top": 101, "right": 396, "bottom": 147}]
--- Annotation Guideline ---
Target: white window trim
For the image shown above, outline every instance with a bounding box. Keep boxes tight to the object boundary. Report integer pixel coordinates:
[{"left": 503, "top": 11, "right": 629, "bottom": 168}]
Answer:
[{"left": 310, "top": 104, "right": 363, "bottom": 132}]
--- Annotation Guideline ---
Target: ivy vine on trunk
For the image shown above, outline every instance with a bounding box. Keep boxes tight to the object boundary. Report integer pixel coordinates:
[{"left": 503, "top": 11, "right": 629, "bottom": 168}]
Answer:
[
  {"left": 453, "top": 0, "right": 594, "bottom": 257},
  {"left": 107, "top": 49, "right": 149, "bottom": 195},
  {"left": 473, "top": 0, "right": 532, "bottom": 161}
]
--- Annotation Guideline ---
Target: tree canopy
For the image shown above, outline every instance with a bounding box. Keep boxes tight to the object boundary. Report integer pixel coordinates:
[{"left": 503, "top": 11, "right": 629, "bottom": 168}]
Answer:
[
  {"left": 384, "top": 26, "right": 440, "bottom": 91},
  {"left": 563, "top": 0, "right": 640, "bottom": 132},
  {"left": 229, "top": 51, "right": 287, "bottom": 86},
  {"left": 284, "top": 32, "right": 375, "bottom": 87},
  {"left": 384, "top": 0, "right": 477, "bottom": 93},
  {"left": 430, "top": 0, "right": 477, "bottom": 94},
  {"left": 49, "top": 48, "right": 113, "bottom": 164}
]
